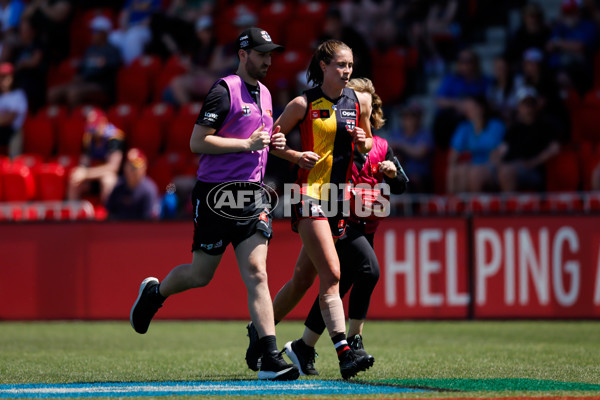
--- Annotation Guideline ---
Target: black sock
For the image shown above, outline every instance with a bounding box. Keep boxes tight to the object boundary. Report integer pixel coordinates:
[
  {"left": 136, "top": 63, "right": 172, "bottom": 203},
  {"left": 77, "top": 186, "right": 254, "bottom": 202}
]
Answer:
[
  {"left": 259, "top": 335, "right": 278, "bottom": 355},
  {"left": 155, "top": 284, "right": 167, "bottom": 302},
  {"left": 331, "top": 333, "right": 350, "bottom": 360}
]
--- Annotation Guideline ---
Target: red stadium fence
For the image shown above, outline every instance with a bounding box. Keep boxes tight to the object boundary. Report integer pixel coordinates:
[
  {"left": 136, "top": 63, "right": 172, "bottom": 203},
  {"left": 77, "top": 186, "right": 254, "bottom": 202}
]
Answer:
[{"left": 1, "top": 217, "right": 599, "bottom": 320}]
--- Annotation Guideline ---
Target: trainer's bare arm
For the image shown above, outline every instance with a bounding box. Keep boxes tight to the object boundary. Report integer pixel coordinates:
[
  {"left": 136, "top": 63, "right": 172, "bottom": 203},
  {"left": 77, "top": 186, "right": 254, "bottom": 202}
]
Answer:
[
  {"left": 269, "top": 95, "right": 320, "bottom": 169},
  {"left": 190, "top": 123, "right": 271, "bottom": 154},
  {"left": 355, "top": 90, "right": 373, "bottom": 153}
]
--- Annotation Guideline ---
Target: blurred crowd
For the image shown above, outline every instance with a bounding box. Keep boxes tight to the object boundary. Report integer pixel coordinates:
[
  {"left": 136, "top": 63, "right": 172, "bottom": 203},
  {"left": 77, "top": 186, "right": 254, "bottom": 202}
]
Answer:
[{"left": 2, "top": 0, "right": 600, "bottom": 220}]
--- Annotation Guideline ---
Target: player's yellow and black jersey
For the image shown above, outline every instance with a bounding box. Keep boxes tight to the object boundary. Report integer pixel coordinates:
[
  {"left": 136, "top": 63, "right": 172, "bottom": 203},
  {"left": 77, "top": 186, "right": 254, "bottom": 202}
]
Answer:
[{"left": 297, "top": 87, "right": 360, "bottom": 201}]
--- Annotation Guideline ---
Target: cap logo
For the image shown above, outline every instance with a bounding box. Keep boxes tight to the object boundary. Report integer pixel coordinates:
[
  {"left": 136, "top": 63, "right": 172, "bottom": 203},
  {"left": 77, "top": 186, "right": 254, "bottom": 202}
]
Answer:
[
  {"left": 261, "top": 31, "right": 272, "bottom": 42},
  {"left": 240, "top": 40, "right": 249, "bottom": 48}
]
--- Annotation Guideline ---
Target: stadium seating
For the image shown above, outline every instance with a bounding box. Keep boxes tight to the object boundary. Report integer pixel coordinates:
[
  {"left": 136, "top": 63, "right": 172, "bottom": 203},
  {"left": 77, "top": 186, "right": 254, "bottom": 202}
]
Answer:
[
  {"left": 108, "top": 103, "right": 140, "bottom": 134},
  {"left": 165, "top": 103, "right": 201, "bottom": 153},
  {"left": 128, "top": 118, "right": 163, "bottom": 160},
  {"left": 141, "top": 102, "right": 176, "bottom": 141},
  {"left": 152, "top": 55, "right": 188, "bottom": 102},
  {"left": 545, "top": 148, "right": 580, "bottom": 192},
  {"left": 35, "top": 163, "right": 67, "bottom": 201},
  {"left": 22, "top": 114, "right": 55, "bottom": 158},
  {"left": 0, "top": 163, "right": 36, "bottom": 202},
  {"left": 57, "top": 114, "right": 86, "bottom": 156}
]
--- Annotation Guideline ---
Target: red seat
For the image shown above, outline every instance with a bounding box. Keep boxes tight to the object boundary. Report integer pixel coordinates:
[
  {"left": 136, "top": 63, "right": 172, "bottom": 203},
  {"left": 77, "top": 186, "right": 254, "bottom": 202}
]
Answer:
[
  {"left": 46, "top": 57, "right": 80, "bottom": 88},
  {"left": 108, "top": 103, "right": 139, "bottom": 134},
  {"left": 153, "top": 56, "right": 188, "bottom": 102},
  {"left": 545, "top": 148, "right": 580, "bottom": 191},
  {"left": 257, "top": 1, "right": 292, "bottom": 42},
  {"left": 13, "top": 154, "right": 44, "bottom": 170},
  {"left": 164, "top": 104, "right": 200, "bottom": 153},
  {"left": 372, "top": 47, "right": 407, "bottom": 103},
  {"left": 116, "top": 66, "right": 151, "bottom": 107},
  {"left": 35, "top": 162, "right": 67, "bottom": 201},
  {"left": 129, "top": 118, "right": 163, "bottom": 159},
  {"left": 22, "top": 114, "right": 55, "bottom": 158},
  {"left": 69, "top": 8, "right": 116, "bottom": 58},
  {"left": 0, "top": 163, "right": 36, "bottom": 201},
  {"left": 57, "top": 114, "right": 86, "bottom": 156},
  {"left": 141, "top": 103, "right": 176, "bottom": 143},
  {"left": 264, "top": 49, "right": 310, "bottom": 91}
]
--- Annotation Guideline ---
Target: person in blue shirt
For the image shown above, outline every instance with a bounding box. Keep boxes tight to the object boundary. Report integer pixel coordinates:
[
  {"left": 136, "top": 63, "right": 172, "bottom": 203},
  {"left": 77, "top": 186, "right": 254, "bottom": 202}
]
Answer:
[
  {"left": 547, "top": 0, "right": 597, "bottom": 94},
  {"left": 447, "top": 95, "right": 505, "bottom": 193},
  {"left": 433, "top": 49, "right": 492, "bottom": 148},
  {"left": 388, "top": 102, "right": 434, "bottom": 193}
]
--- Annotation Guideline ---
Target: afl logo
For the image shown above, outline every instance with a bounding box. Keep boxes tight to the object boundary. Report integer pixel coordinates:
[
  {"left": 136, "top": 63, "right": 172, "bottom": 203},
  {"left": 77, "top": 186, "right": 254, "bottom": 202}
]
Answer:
[
  {"left": 340, "top": 109, "right": 357, "bottom": 118},
  {"left": 242, "top": 105, "right": 252, "bottom": 117}
]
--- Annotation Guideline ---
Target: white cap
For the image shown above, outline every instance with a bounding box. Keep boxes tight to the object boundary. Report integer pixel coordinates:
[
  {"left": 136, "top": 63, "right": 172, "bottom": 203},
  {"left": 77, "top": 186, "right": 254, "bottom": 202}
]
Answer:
[{"left": 90, "top": 15, "right": 112, "bottom": 32}]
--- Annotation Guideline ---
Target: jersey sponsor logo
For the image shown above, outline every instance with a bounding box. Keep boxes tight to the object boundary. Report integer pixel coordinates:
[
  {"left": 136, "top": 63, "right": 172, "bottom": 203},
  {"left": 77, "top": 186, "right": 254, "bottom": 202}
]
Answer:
[
  {"left": 340, "top": 109, "right": 357, "bottom": 118},
  {"left": 311, "top": 110, "right": 320, "bottom": 119},
  {"left": 320, "top": 109, "right": 330, "bottom": 119},
  {"left": 338, "top": 219, "right": 345, "bottom": 228},
  {"left": 204, "top": 112, "right": 218, "bottom": 122},
  {"left": 266, "top": 109, "right": 272, "bottom": 117},
  {"left": 242, "top": 105, "right": 252, "bottom": 117},
  {"left": 345, "top": 119, "right": 356, "bottom": 132}
]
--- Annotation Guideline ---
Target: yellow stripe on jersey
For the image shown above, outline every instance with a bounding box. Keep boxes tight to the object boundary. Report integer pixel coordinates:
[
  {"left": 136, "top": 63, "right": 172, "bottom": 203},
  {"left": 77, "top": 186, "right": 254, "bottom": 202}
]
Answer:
[{"left": 305, "top": 98, "right": 337, "bottom": 200}]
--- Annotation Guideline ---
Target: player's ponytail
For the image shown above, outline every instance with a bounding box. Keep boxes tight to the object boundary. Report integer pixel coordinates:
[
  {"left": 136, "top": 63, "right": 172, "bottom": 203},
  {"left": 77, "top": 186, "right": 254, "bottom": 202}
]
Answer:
[
  {"left": 347, "top": 78, "right": 386, "bottom": 130},
  {"left": 306, "top": 40, "right": 352, "bottom": 87}
]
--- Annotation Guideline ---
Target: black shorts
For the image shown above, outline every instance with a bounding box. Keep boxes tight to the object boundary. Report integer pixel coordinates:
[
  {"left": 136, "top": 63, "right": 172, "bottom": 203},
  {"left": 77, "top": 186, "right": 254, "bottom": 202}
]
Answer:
[
  {"left": 290, "top": 196, "right": 348, "bottom": 238},
  {"left": 191, "top": 180, "right": 273, "bottom": 255}
]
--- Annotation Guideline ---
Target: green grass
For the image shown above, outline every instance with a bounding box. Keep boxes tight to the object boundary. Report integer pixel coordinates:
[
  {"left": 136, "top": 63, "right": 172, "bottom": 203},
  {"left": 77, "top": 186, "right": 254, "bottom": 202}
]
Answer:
[{"left": 1, "top": 320, "right": 599, "bottom": 399}]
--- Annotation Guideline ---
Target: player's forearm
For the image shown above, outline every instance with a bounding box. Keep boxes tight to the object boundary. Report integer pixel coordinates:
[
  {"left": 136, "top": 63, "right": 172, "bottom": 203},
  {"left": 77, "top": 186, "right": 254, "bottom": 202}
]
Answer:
[
  {"left": 270, "top": 145, "right": 301, "bottom": 164},
  {"left": 190, "top": 134, "right": 252, "bottom": 154}
]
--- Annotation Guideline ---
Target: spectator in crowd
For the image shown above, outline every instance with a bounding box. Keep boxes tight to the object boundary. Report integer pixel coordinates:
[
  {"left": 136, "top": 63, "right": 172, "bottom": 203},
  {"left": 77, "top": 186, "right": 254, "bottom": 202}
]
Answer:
[
  {"left": 494, "top": 87, "right": 560, "bottom": 192},
  {"left": 446, "top": 95, "right": 505, "bottom": 193},
  {"left": 388, "top": 102, "right": 434, "bottom": 193},
  {"left": 547, "top": 0, "right": 598, "bottom": 94},
  {"left": 0, "top": 0, "right": 25, "bottom": 35},
  {"left": 47, "top": 15, "right": 121, "bottom": 107},
  {"left": 514, "top": 47, "right": 570, "bottom": 141},
  {"left": 106, "top": 148, "right": 159, "bottom": 220},
  {"left": 424, "top": 0, "right": 460, "bottom": 75},
  {"left": 504, "top": 2, "right": 551, "bottom": 70},
  {"left": 12, "top": 17, "right": 46, "bottom": 112},
  {"left": 165, "top": 15, "right": 222, "bottom": 106},
  {"left": 320, "top": 7, "right": 372, "bottom": 79},
  {"left": 487, "top": 55, "right": 517, "bottom": 123},
  {"left": 22, "top": 0, "right": 72, "bottom": 64},
  {"left": 433, "top": 49, "right": 492, "bottom": 148},
  {"left": 67, "top": 108, "right": 124, "bottom": 203},
  {"left": 109, "top": 0, "right": 160, "bottom": 65},
  {"left": 146, "top": 0, "right": 213, "bottom": 59},
  {"left": 0, "top": 62, "right": 27, "bottom": 156}
]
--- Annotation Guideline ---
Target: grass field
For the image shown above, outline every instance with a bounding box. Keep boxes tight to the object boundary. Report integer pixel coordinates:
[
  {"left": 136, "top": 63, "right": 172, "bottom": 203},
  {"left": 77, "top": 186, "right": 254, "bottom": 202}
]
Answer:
[{"left": 1, "top": 320, "right": 599, "bottom": 399}]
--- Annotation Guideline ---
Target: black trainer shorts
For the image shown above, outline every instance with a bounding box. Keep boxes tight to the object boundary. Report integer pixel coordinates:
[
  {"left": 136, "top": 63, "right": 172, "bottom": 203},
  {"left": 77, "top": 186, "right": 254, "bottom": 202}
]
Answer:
[{"left": 191, "top": 180, "right": 273, "bottom": 255}]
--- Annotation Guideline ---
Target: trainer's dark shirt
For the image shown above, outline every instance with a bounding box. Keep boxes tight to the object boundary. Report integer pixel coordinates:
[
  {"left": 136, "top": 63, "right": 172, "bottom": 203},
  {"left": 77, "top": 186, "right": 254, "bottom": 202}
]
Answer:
[{"left": 195, "top": 80, "right": 261, "bottom": 131}]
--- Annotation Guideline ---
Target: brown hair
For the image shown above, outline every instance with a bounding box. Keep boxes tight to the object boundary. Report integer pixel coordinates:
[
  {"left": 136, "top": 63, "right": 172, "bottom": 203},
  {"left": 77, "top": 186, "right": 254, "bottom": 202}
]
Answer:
[
  {"left": 347, "top": 78, "right": 386, "bottom": 130},
  {"left": 306, "top": 39, "right": 352, "bottom": 86}
]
